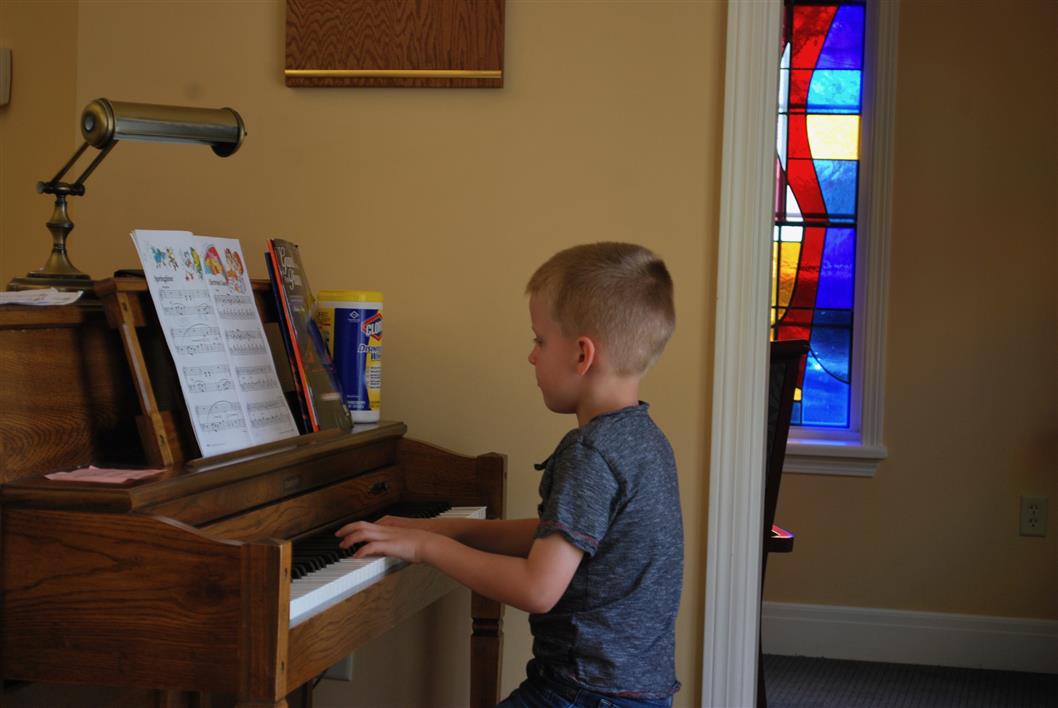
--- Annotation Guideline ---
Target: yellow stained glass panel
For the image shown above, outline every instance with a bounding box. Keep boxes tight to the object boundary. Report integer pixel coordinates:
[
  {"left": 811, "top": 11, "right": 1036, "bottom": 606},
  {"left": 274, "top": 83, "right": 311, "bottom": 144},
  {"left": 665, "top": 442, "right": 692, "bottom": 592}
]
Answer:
[
  {"left": 806, "top": 115, "right": 860, "bottom": 160},
  {"left": 772, "top": 241, "right": 801, "bottom": 323}
]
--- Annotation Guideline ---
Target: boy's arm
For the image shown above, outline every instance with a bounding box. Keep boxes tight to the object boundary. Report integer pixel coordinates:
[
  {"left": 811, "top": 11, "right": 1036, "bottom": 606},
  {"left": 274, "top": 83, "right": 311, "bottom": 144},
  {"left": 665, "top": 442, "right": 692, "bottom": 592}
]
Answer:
[
  {"left": 335, "top": 522, "right": 582, "bottom": 614},
  {"left": 378, "top": 516, "right": 539, "bottom": 557}
]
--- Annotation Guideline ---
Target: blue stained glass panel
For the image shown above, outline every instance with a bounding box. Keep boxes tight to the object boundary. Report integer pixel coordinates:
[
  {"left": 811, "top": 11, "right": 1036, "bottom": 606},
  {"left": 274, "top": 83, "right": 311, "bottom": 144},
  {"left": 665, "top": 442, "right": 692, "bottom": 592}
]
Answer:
[
  {"left": 816, "top": 227, "right": 855, "bottom": 308},
  {"left": 802, "top": 356, "right": 849, "bottom": 427},
  {"left": 808, "top": 70, "right": 862, "bottom": 113},
  {"left": 809, "top": 309, "right": 852, "bottom": 382},
  {"left": 817, "top": 5, "right": 865, "bottom": 69},
  {"left": 815, "top": 161, "right": 858, "bottom": 219}
]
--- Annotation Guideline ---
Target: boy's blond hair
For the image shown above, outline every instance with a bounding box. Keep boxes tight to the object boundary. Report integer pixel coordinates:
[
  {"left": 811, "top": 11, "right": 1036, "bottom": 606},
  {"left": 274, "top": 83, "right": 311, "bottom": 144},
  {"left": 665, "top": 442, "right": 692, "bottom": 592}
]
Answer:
[{"left": 526, "top": 242, "right": 675, "bottom": 376}]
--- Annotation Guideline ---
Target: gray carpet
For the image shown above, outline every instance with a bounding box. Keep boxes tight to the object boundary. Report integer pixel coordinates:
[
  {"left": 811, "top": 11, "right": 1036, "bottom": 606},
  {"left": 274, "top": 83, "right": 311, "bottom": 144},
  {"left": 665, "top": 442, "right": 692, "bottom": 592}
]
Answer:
[{"left": 763, "top": 655, "right": 1058, "bottom": 708}]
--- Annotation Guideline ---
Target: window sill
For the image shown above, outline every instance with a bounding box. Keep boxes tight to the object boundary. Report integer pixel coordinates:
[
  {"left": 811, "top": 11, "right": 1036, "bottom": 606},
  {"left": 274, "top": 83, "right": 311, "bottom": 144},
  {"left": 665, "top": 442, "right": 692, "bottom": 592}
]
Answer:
[{"left": 783, "top": 440, "right": 887, "bottom": 477}]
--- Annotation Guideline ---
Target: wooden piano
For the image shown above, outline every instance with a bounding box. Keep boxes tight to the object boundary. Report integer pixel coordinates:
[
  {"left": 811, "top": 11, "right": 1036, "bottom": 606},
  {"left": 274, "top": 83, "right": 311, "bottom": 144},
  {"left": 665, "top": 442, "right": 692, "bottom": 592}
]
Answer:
[{"left": 0, "top": 278, "right": 505, "bottom": 708}]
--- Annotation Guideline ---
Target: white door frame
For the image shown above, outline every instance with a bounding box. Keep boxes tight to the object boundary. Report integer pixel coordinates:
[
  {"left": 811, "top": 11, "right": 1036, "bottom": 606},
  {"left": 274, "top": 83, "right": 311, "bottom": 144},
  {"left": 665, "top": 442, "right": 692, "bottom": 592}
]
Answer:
[{"left": 701, "top": 2, "right": 781, "bottom": 706}]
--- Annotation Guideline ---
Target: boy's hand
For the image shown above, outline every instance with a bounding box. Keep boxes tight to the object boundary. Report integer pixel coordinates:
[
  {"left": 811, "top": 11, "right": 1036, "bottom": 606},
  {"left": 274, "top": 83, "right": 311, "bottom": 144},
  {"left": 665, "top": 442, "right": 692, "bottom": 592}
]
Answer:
[
  {"left": 375, "top": 515, "right": 434, "bottom": 532},
  {"left": 334, "top": 520, "right": 436, "bottom": 563}
]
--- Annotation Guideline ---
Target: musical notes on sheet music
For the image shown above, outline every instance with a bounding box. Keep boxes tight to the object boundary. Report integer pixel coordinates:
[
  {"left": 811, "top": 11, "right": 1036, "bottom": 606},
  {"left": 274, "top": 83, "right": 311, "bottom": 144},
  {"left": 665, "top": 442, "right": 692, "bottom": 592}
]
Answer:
[
  {"left": 247, "top": 399, "right": 291, "bottom": 429},
  {"left": 172, "top": 324, "right": 222, "bottom": 339},
  {"left": 215, "top": 293, "right": 258, "bottom": 321},
  {"left": 132, "top": 230, "right": 299, "bottom": 456},
  {"left": 159, "top": 288, "right": 211, "bottom": 303},
  {"left": 175, "top": 340, "right": 226, "bottom": 357},
  {"left": 171, "top": 322, "right": 225, "bottom": 357},
  {"left": 225, "top": 328, "right": 267, "bottom": 356},
  {"left": 194, "top": 401, "right": 247, "bottom": 433},
  {"left": 183, "top": 364, "right": 235, "bottom": 393},
  {"left": 162, "top": 301, "right": 213, "bottom": 317},
  {"left": 236, "top": 365, "right": 275, "bottom": 392}
]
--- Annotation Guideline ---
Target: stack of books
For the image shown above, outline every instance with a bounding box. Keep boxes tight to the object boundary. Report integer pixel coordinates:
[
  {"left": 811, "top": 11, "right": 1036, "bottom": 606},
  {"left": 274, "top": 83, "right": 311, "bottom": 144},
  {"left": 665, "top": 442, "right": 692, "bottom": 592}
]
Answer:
[{"left": 265, "top": 239, "right": 353, "bottom": 434}]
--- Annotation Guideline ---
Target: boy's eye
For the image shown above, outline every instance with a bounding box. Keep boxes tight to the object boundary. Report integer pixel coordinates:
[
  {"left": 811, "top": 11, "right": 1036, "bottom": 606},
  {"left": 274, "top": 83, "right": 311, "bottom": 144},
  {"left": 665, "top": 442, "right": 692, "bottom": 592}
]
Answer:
[{"left": 533, "top": 337, "right": 543, "bottom": 346}]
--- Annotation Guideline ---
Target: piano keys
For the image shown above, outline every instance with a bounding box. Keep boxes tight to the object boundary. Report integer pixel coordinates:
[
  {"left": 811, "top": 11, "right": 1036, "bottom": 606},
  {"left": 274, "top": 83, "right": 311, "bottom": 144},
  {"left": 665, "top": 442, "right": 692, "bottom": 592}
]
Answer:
[
  {"left": 289, "top": 504, "right": 486, "bottom": 626},
  {"left": 0, "top": 278, "right": 506, "bottom": 708}
]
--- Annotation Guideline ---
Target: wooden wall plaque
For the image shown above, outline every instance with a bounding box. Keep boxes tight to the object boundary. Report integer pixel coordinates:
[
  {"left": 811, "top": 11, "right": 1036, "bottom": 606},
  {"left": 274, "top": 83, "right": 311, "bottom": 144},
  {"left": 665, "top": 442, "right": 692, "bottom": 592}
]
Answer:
[{"left": 286, "top": 0, "right": 505, "bottom": 88}]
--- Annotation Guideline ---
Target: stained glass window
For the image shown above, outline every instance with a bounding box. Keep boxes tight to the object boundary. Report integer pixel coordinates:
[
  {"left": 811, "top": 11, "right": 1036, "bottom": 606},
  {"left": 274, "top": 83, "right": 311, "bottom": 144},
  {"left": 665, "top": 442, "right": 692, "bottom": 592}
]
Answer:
[{"left": 772, "top": 0, "right": 865, "bottom": 429}]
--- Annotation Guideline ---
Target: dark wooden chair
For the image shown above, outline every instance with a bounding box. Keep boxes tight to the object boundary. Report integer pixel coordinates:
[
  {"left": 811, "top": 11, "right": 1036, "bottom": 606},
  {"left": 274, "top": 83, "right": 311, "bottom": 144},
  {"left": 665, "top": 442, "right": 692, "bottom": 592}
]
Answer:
[{"left": 757, "top": 339, "right": 810, "bottom": 708}]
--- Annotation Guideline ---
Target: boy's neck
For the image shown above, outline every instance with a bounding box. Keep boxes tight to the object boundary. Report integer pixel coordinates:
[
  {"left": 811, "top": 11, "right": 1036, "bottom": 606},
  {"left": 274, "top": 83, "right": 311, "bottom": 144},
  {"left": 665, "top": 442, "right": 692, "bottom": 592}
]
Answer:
[{"left": 575, "top": 374, "right": 641, "bottom": 427}]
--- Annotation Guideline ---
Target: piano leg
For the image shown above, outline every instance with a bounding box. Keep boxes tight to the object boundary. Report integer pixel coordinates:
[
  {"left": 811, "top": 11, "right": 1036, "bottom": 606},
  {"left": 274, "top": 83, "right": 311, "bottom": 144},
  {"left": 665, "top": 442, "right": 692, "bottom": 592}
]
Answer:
[
  {"left": 236, "top": 543, "right": 291, "bottom": 708},
  {"left": 470, "top": 592, "right": 504, "bottom": 708}
]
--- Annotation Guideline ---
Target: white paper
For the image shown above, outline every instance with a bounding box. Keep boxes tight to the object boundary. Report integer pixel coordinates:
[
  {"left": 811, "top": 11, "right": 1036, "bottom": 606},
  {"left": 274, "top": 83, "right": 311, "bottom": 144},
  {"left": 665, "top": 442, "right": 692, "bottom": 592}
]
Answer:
[
  {"left": 0, "top": 288, "right": 83, "bottom": 305},
  {"left": 131, "top": 229, "right": 298, "bottom": 456},
  {"left": 196, "top": 234, "right": 300, "bottom": 441}
]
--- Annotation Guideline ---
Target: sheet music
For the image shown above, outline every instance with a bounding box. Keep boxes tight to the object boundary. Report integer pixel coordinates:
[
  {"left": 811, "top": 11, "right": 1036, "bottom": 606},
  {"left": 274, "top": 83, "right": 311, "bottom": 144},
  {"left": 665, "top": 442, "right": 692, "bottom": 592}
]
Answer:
[
  {"left": 131, "top": 230, "right": 298, "bottom": 456},
  {"left": 196, "top": 234, "right": 300, "bottom": 441}
]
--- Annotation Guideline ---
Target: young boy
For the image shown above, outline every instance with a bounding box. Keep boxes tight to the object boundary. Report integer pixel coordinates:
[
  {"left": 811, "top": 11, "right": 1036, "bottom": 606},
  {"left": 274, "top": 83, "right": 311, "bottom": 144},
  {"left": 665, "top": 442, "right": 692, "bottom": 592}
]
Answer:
[{"left": 336, "top": 242, "right": 683, "bottom": 706}]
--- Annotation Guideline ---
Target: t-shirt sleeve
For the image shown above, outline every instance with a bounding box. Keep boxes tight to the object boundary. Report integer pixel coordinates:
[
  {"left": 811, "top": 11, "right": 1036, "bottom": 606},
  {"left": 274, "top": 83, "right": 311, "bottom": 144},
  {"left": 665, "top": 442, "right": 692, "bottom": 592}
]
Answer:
[{"left": 536, "top": 442, "right": 620, "bottom": 557}]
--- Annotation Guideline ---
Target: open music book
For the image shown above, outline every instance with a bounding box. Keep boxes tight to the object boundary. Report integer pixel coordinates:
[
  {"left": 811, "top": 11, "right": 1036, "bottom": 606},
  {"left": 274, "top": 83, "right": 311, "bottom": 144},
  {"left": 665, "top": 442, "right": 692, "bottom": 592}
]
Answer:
[{"left": 130, "top": 229, "right": 300, "bottom": 456}]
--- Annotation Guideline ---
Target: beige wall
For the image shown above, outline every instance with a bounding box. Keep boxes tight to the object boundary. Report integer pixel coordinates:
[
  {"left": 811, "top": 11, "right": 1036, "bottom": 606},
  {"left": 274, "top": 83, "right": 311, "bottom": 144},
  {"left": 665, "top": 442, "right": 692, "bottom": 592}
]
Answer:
[
  {"left": 1, "top": 1, "right": 724, "bottom": 705},
  {"left": 0, "top": 0, "right": 79, "bottom": 277},
  {"left": 766, "top": 0, "right": 1058, "bottom": 621}
]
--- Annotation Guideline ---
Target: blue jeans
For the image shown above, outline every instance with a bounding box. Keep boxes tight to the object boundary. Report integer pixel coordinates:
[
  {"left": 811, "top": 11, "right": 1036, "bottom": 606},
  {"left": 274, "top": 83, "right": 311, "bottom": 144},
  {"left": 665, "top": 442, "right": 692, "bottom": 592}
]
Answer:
[{"left": 497, "top": 667, "right": 674, "bottom": 708}]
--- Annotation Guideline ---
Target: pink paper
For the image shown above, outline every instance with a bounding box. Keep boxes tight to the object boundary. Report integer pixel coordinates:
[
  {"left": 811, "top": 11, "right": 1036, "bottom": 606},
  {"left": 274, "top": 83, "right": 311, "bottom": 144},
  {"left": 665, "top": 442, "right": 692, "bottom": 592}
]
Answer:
[{"left": 45, "top": 465, "right": 166, "bottom": 484}]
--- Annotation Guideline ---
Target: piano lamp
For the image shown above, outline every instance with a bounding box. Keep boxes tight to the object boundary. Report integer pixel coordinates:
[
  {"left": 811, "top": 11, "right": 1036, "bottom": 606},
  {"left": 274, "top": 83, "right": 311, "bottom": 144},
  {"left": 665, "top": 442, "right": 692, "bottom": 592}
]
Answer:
[{"left": 8, "top": 98, "right": 246, "bottom": 291}]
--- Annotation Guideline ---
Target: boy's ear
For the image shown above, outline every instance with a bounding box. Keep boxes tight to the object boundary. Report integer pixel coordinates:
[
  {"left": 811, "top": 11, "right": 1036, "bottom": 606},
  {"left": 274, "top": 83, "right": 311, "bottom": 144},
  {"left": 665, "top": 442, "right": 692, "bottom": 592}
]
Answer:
[{"left": 574, "top": 336, "right": 596, "bottom": 376}]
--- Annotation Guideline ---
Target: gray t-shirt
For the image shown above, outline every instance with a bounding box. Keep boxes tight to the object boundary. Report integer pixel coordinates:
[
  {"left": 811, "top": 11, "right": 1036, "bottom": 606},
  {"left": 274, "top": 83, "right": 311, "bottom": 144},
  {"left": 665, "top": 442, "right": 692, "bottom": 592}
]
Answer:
[{"left": 529, "top": 403, "right": 683, "bottom": 699}]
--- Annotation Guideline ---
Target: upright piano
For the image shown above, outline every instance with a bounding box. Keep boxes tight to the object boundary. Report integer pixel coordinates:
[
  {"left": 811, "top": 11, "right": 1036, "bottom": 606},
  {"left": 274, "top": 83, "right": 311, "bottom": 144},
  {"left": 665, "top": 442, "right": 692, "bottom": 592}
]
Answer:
[{"left": 0, "top": 278, "right": 505, "bottom": 708}]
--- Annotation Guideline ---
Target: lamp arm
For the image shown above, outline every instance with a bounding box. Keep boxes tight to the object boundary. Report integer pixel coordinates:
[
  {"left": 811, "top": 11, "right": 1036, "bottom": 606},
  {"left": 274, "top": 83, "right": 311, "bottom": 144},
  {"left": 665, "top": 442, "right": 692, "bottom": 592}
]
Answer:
[
  {"left": 70, "top": 140, "right": 117, "bottom": 191},
  {"left": 44, "top": 141, "right": 91, "bottom": 185},
  {"left": 38, "top": 140, "right": 117, "bottom": 197}
]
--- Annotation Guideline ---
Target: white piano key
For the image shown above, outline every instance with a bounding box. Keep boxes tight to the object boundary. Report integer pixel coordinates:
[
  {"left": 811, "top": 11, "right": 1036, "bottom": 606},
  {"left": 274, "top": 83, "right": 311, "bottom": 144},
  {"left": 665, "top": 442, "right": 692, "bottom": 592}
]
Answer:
[{"left": 288, "top": 505, "right": 486, "bottom": 626}]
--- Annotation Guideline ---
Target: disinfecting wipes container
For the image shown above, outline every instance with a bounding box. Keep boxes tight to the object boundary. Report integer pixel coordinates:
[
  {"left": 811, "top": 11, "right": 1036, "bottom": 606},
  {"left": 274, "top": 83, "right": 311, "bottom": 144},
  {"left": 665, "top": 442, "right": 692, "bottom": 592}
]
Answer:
[{"left": 316, "top": 290, "right": 382, "bottom": 423}]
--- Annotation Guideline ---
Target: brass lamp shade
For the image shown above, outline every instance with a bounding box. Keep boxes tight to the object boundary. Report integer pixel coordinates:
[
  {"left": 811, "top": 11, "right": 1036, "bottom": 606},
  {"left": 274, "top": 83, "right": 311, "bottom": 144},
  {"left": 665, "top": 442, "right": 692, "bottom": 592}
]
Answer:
[
  {"left": 80, "top": 99, "right": 246, "bottom": 156},
  {"left": 8, "top": 98, "right": 246, "bottom": 292}
]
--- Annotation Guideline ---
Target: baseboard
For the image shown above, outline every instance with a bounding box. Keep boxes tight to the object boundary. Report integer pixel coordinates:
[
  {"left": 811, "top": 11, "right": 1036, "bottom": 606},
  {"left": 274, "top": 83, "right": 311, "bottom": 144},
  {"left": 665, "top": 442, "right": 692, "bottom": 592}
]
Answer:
[{"left": 762, "top": 601, "right": 1058, "bottom": 675}]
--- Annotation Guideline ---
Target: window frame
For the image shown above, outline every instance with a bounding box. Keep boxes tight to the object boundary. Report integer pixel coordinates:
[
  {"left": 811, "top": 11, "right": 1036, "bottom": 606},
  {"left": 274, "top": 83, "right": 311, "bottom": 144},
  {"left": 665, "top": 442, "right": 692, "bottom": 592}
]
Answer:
[
  {"left": 781, "top": 0, "right": 898, "bottom": 477},
  {"left": 703, "top": 2, "right": 899, "bottom": 703}
]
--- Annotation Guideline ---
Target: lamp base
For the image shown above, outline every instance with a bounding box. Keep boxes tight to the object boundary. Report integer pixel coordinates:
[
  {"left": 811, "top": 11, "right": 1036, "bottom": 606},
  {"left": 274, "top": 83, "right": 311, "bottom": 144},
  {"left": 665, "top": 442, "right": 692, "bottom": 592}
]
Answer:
[{"left": 7, "top": 271, "right": 94, "bottom": 293}]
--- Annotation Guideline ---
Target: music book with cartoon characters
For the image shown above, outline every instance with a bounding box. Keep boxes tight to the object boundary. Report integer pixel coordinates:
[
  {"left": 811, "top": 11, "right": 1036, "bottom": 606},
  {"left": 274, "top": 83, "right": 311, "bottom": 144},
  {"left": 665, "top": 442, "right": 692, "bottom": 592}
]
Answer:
[{"left": 130, "top": 229, "right": 299, "bottom": 456}]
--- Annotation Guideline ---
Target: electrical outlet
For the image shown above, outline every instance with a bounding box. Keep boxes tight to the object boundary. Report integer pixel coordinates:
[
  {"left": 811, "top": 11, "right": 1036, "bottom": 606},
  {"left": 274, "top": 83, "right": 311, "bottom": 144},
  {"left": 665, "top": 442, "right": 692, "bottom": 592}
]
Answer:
[{"left": 1019, "top": 496, "right": 1047, "bottom": 537}]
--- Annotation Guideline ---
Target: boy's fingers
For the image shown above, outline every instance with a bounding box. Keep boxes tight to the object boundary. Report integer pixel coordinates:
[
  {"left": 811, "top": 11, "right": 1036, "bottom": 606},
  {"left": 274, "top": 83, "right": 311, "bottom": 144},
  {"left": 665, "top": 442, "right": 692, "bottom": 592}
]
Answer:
[
  {"left": 335, "top": 520, "right": 373, "bottom": 538},
  {"left": 335, "top": 521, "right": 375, "bottom": 549},
  {"left": 353, "top": 542, "right": 384, "bottom": 559},
  {"left": 377, "top": 516, "right": 419, "bottom": 529}
]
